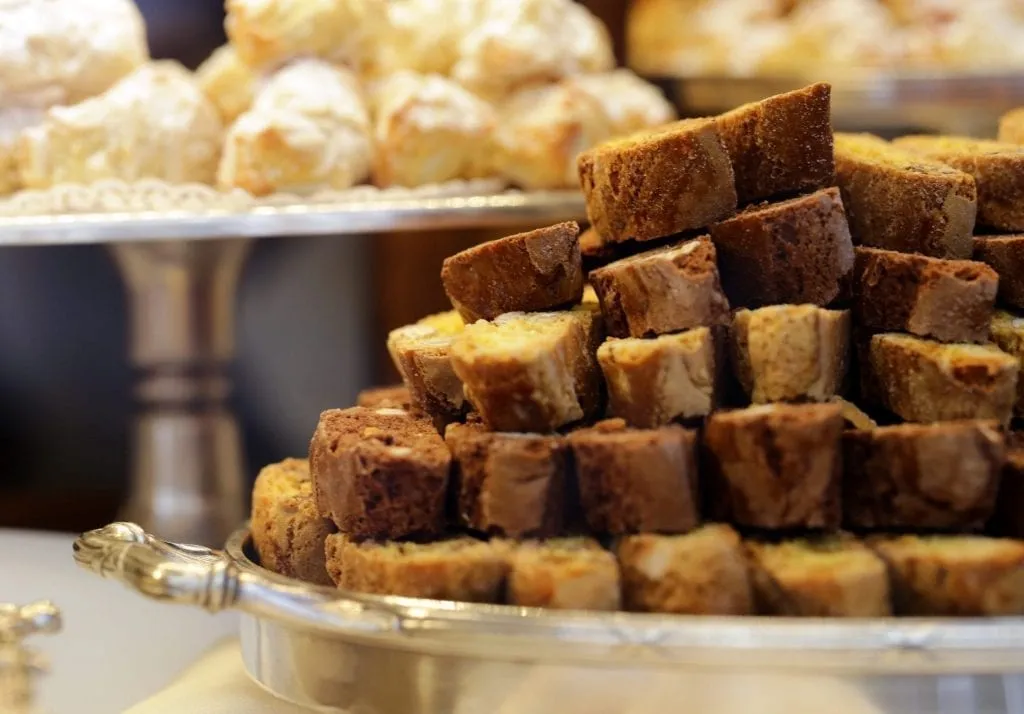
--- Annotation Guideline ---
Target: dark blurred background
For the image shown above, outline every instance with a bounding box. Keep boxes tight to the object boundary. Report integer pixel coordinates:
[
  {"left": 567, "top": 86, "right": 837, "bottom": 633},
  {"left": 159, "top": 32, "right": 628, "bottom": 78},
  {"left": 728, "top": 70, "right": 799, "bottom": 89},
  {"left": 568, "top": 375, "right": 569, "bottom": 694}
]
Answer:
[{"left": 0, "top": 0, "right": 628, "bottom": 532}]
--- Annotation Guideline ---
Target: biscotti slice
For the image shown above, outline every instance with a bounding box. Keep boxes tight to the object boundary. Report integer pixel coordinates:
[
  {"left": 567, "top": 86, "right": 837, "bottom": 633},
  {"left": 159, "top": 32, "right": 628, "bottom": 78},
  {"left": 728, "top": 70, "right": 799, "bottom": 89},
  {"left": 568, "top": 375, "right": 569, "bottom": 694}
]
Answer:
[
  {"left": 989, "top": 310, "right": 1024, "bottom": 416},
  {"left": 450, "top": 307, "right": 603, "bottom": 432},
  {"left": 507, "top": 538, "right": 621, "bottom": 611},
  {"left": 597, "top": 328, "right": 722, "bottom": 427},
  {"left": 708, "top": 187, "right": 855, "bottom": 308},
  {"left": 324, "top": 534, "right": 511, "bottom": 603},
  {"left": 833, "top": 133, "right": 977, "bottom": 259},
  {"left": 852, "top": 246, "right": 997, "bottom": 344},
  {"left": 589, "top": 237, "right": 731, "bottom": 338},
  {"left": 992, "top": 434, "right": 1024, "bottom": 539},
  {"left": 746, "top": 536, "right": 891, "bottom": 617},
  {"left": 445, "top": 423, "right": 570, "bottom": 538},
  {"left": 703, "top": 403, "right": 844, "bottom": 529},
  {"left": 577, "top": 118, "right": 737, "bottom": 244},
  {"left": 356, "top": 385, "right": 415, "bottom": 412},
  {"left": 975, "top": 235, "right": 1024, "bottom": 310},
  {"left": 894, "top": 135, "right": 1024, "bottom": 232},
  {"left": 309, "top": 407, "right": 450, "bottom": 539},
  {"left": 867, "top": 333, "right": 1019, "bottom": 424},
  {"left": 617, "top": 524, "right": 753, "bottom": 615},
  {"left": 714, "top": 83, "right": 834, "bottom": 204},
  {"left": 731, "top": 305, "right": 850, "bottom": 404},
  {"left": 251, "top": 458, "right": 336, "bottom": 586},
  {"left": 999, "top": 107, "right": 1024, "bottom": 144},
  {"left": 843, "top": 421, "right": 1005, "bottom": 531},
  {"left": 568, "top": 421, "right": 700, "bottom": 535},
  {"left": 387, "top": 310, "right": 465, "bottom": 425},
  {"left": 870, "top": 535, "right": 1024, "bottom": 616},
  {"left": 441, "top": 222, "right": 584, "bottom": 323}
]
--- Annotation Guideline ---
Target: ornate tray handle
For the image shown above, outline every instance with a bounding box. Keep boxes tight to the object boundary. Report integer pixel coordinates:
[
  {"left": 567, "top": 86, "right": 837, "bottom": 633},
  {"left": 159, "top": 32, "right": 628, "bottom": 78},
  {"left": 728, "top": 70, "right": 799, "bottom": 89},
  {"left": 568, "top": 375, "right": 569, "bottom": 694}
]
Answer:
[{"left": 72, "top": 522, "right": 397, "bottom": 633}]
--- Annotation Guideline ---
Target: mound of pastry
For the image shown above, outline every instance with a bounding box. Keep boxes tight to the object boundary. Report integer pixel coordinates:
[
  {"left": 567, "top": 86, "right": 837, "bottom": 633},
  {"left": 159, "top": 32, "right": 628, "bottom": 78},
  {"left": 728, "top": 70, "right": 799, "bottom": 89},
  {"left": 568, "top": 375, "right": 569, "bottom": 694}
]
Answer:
[
  {"left": 251, "top": 84, "right": 1024, "bottom": 619},
  {"left": 2, "top": 0, "right": 678, "bottom": 199}
]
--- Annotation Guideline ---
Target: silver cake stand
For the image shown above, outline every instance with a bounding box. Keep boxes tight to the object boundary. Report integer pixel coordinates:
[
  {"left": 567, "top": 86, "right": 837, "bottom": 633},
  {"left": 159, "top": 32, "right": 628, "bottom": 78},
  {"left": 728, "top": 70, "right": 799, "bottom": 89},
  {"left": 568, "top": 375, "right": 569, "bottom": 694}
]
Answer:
[{"left": 0, "top": 181, "right": 586, "bottom": 546}]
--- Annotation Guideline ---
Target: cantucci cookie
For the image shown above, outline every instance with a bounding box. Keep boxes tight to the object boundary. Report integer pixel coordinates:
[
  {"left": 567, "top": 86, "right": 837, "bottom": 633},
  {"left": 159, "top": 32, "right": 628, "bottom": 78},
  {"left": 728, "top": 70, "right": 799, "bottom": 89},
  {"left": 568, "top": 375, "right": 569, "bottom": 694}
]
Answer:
[
  {"left": 704, "top": 403, "right": 844, "bottom": 529},
  {"left": 598, "top": 328, "right": 722, "bottom": 427},
  {"left": 441, "top": 222, "right": 583, "bottom": 323},
  {"left": 450, "top": 307, "right": 603, "bottom": 432},
  {"left": 325, "top": 533, "right": 511, "bottom": 602},
  {"left": 507, "top": 538, "right": 621, "bottom": 611},
  {"left": 714, "top": 82, "right": 834, "bottom": 204},
  {"left": 589, "top": 237, "right": 731, "bottom": 338},
  {"left": 218, "top": 60, "right": 372, "bottom": 196},
  {"left": 18, "top": 62, "right": 223, "bottom": 188},
  {"left": 833, "top": 132, "right": 977, "bottom": 259},
  {"left": 387, "top": 310, "right": 466, "bottom": 426},
  {"left": 747, "top": 536, "right": 891, "bottom": 617},
  {"left": 894, "top": 135, "right": 1024, "bottom": 232},
  {"left": 368, "top": 71, "right": 496, "bottom": 187},
  {"left": 988, "top": 310, "right": 1024, "bottom": 415},
  {"left": 731, "top": 305, "right": 850, "bottom": 404},
  {"left": 251, "top": 458, "right": 336, "bottom": 586},
  {"left": 617, "top": 525, "right": 753, "bottom": 615},
  {"left": 309, "top": 407, "right": 450, "bottom": 539},
  {"left": 568, "top": 421, "right": 700, "bottom": 535},
  {"left": 852, "top": 247, "right": 997, "bottom": 344},
  {"left": 709, "top": 188, "right": 855, "bottom": 309},
  {"left": 578, "top": 119, "right": 737, "bottom": 244},
  {"left": 974, "top": 235, "right": 1024, "bottom": 310},
  {"left": 843, "top": 421, "right": 1005, "bottom": 531},
  {"left": 866, "top": 333, "right": 1019, "bottom": 425}
]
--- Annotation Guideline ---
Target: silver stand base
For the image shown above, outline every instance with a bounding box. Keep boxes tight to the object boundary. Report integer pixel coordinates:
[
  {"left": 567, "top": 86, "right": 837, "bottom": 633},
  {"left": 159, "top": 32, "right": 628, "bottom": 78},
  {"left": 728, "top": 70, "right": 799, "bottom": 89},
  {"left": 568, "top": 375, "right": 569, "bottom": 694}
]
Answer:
[{"left": 111, "top": 239, "right": 251, "bottom": 545}]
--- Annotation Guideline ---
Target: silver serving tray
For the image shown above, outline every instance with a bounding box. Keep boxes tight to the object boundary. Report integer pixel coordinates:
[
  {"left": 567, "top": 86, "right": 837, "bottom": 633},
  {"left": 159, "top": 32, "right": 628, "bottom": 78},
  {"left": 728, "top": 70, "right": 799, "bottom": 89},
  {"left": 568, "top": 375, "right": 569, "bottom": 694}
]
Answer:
[{"left": 74, "top": 522, "right": 1024, "bottom": 713}]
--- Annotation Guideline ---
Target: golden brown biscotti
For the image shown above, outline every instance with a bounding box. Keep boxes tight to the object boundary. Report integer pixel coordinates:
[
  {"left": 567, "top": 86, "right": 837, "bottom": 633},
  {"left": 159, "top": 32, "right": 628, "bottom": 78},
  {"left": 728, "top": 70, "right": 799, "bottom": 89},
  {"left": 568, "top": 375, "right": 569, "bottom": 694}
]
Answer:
[
  {"left": 894, "top": 135, "right": 1024, "bottom": 232},
  {"left": 989, "top": 310, "right": 1024, "bottom": 415},
  {"left": 577, "top": 118, "right": 737, "bottom": 244},
  {"left": 617, "top": 524, "right": 753, "bottom": 615},
  {"left": 387, "top": 310, "right": 466, "bottom": 425},
  {"left": 999, "top": 107, "right": 1024, "bottom": 144},
  {"left": 251, "top": 458, "right": 336, "bottom": 586},
  {"left": 588, "top": 237, "right": 731, "bottom": 338},
  {"left": 833, "top": 133, "right": 977, "bottom": 259},
  {"left": 714, "top": 82, "right": 834, "bottom": 204},
  {"left": 866, "top": 333, "right": 1019, "bottom": 425},
  {"left": 842, "top": 421, "right": 1005, "bottom": 531},
  {"left": 731, "top": 305, "right": 850, "bottom": 404},
  {"left": 356, "top": 384, "right": 415, "bottom": 412},
  {"left": 992, "top": 433, "right": 1024, "bottom": 539},
  {"left": 309, "top": 407, "right": 450, "bottom": 539},
  {"left": 852, "top": 246, "right": 998, "bottom": 344},
  {"left": 445, "top": 423, "right": 570, "bottom": 539},
  {"left": 870, "top": 535, "right": 1024, "bottom": 616},
  {"left": 974, "top": 235, "right": 1024, "bottom": 310},
  {"left": 441, "top": 222, "right": 584, "bottom": 323},
  {"left": 324, "top": 534, "right": 511, "bottom": 603},
  {"left": 507, "top": 538, "right": 621, "bottom": 611},
  {"left": 746, "top": 536, "right": 891, "bottom": 617},
  {"left": 597, "top": 327, "right": 722, "bottom": 427},
  {"left": 703, "top": 403, "right": 844, "bottom": 529},
  {"left": 450, "top": 307, "right": 604, "bottom": 432},
  {"left": 568, "top": 421, "right": 700, "bottom": 535},
  {"left": 708, "top": 187, "right": 855, "bottom": 309}
]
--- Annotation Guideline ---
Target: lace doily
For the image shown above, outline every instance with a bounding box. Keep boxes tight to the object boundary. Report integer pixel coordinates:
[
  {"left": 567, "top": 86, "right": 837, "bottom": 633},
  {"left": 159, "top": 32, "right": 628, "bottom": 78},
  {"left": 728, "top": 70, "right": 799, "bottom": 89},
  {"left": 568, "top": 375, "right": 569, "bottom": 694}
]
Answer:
[{"left": 0, "top": 177, "right": 511, "bottom": 217}]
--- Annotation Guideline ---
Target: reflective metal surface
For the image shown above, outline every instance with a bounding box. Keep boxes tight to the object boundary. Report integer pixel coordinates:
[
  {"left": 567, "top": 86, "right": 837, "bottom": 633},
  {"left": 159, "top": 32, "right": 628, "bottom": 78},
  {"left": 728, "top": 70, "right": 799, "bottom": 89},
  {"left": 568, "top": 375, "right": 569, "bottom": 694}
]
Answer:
[
  {"left": 663, "top": 72, "right": 1024, "bottom": 135},
  {"left": 0, "top": 602, "right": 61, "bottom": 714},
  {"left": 75, "top": 522, "right": 1024, "bottom": 713}
]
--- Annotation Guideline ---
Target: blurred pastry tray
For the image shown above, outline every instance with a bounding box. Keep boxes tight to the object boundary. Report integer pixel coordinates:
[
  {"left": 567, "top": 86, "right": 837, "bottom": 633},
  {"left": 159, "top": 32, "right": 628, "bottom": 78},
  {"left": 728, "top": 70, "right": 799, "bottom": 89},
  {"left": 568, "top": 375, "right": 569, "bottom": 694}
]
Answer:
[
  {"left": 0, "top": 179, "right": 586, "bottom": 246},
  {"left": 658, "top": 70, "right": 1024, "bottom": 134}
]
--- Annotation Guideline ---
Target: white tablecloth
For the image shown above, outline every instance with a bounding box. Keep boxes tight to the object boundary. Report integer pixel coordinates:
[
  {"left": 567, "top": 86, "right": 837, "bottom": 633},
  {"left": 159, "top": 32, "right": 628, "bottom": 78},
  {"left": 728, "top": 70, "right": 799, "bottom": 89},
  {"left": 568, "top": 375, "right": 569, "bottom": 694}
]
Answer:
[{"left": 0, "top": 529, "right": 238, "bottom": 714}]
